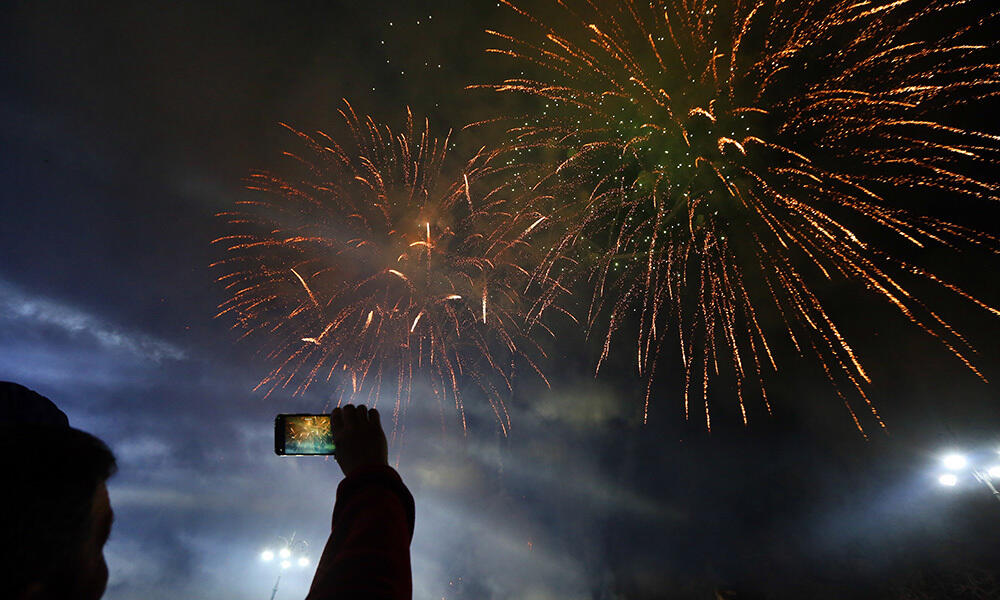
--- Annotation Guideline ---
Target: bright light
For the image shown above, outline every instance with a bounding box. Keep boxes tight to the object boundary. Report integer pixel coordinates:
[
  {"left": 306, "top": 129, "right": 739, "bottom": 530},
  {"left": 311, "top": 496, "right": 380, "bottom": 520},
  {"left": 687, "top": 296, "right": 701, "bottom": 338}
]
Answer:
[
  {"left": 298, "top": 556, "right": 310, "bottom": 567},
  {"left": 279, "top": 547, "right": 291, "bottom": 559},
  {"left": 939, "top": 473, "right": 958, "bottom": 487},
  {"left": 280, "top": 560, "right": 291, "bottom": 569},
  {"left": 988, "top": 465, "right": 1000, "bottom": 479},
  {"left": 942, "top": 453, "right": 968, "bottom": 470},
  {"left": 260, "top": 549, "right": 274, "bottom": 562}
]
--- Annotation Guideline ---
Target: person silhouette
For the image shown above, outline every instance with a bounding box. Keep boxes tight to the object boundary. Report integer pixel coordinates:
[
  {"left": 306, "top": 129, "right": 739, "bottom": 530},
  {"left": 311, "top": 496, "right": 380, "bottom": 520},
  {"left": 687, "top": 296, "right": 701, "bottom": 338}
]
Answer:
[
  {"left": 0, "top": 381, "right": 117, "bottom": 600},
  {"left": 306, "top": 404, "right": 415, "bottom": 599}
]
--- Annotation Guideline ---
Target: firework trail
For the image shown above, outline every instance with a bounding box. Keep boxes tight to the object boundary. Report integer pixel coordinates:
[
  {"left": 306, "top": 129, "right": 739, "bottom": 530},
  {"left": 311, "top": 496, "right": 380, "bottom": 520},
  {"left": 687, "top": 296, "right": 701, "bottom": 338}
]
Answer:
[
  {"left": 213, "top": 102, "right": 552, "bottom": 434},
  {"left": 472, "top": 0, "right": 1000, "bottom": 432}
]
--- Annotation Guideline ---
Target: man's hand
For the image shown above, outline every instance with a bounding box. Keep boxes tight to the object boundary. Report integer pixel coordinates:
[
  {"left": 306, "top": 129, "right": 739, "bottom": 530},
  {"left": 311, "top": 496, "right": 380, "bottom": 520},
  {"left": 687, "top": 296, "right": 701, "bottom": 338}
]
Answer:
[{"left": 331, "top": 404, "right": 388, "bottom": 477}]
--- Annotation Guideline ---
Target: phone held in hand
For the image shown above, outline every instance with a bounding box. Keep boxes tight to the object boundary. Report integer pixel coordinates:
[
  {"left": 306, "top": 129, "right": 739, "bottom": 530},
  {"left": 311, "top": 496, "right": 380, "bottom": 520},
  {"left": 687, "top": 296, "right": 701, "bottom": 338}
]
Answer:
[{"left": 274, "top": 413, "right": 336, "bottom": 456}]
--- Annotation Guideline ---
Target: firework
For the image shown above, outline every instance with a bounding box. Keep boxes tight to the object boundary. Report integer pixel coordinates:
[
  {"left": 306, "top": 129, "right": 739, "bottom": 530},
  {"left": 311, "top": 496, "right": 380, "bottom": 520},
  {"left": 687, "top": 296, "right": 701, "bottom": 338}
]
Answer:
[
  {"left": 213, "top": 102, "right": 551, "bottom": 434},
  {"left": 287, "top": 415, "right": 332, "bottom": 446},
  {"left": 473, "top": 0, "right": 1000, "bottom": 432}
]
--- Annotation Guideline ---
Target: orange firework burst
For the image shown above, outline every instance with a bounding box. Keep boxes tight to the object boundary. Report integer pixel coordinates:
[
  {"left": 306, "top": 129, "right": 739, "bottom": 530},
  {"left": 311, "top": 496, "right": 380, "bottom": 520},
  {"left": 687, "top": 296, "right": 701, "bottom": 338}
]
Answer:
[
  {"left": 472, "top": 0, "right": 1000, "bottom": 432},
  {"left": 213, "top": 102, "right": 551, "bottom": 434}
]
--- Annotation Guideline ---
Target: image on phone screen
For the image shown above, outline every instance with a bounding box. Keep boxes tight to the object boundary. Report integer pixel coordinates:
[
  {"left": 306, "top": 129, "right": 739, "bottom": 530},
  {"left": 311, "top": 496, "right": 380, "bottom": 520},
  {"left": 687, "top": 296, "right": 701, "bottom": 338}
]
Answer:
[{"left": 276, "top": 414, "right": 335, "bottom": 455}]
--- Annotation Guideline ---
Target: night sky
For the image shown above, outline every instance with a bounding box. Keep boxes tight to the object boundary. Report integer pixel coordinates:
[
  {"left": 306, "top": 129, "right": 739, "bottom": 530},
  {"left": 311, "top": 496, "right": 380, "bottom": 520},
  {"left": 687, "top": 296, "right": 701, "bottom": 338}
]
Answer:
[{"left": 3, "top": 1, "right": 1000, "bottom": 598}]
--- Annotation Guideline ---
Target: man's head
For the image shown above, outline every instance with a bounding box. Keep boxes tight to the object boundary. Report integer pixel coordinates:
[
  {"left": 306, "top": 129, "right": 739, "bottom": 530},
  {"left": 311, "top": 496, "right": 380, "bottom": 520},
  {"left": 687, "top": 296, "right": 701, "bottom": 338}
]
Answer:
[{"left": 0, "top": 382, "right": 116, "bottom": 600}]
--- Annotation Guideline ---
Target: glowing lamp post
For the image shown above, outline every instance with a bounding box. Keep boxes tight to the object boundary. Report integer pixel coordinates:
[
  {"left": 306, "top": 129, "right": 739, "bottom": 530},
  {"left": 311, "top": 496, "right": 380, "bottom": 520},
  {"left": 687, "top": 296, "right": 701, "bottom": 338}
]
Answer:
[
  {"left": 935, "top": 450, "right": 1000, "bottom": 505},
  {"left": 259, "top": 534, "right": 310, "bottom": 599}
]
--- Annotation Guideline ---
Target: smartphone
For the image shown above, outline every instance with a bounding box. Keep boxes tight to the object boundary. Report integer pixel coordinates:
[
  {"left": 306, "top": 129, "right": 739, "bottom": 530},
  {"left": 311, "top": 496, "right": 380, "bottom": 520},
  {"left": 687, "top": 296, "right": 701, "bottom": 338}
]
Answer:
[{"left": 274, "top": 414, "right": 336, "bottom": 456}]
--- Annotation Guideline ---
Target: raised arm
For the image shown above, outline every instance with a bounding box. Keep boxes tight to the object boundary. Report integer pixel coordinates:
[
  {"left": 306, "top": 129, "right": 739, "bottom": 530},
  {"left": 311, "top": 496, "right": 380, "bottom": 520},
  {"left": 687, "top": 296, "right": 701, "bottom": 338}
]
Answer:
[{"left": 306, "top": 405, "right": 414, "bottom": 600}]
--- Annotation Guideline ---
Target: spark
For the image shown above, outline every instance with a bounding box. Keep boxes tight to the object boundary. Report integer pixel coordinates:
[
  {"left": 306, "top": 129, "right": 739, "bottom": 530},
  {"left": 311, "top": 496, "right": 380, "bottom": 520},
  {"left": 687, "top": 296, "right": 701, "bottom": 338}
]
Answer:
[
  {"left": 214, "top": 101, "right": 554, "bottom": 433},
  {"left": 474, "top": 0, "right": 1000, "bottom": 431},
  {"left": 290, "top": 268, "right": 319, "bottom": 308}
]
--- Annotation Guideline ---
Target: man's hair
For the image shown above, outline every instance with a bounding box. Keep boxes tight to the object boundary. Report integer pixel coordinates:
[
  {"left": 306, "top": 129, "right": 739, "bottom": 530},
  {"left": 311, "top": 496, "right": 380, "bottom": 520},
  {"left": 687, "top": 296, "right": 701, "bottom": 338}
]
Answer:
[{"left": 0, "top": 424, "right": 117, "bottom": 593}]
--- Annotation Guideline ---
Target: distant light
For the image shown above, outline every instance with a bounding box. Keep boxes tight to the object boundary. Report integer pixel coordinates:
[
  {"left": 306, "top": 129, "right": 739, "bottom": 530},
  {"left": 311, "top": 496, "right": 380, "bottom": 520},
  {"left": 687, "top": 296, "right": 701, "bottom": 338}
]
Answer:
[
  {"left": 939, "top": 473, "right": 959, "bottom": 487},
  {"left": 260, "top": 549, "right": 274, "bottom": 562},
  {"left": 988, "top": 465, "right": 1000, "bottom": 479},
  {"left": 279, "top": 547, "right": 291, "bottom": 559},
  {"left": 942, "top": 453, "right": 968, "bottom": 470},
  {"left": 298, "top": 556, "right": 310, "bottom": 567},
  {"left": 280, "top": 560, "right": 291, "bottom": 570}
]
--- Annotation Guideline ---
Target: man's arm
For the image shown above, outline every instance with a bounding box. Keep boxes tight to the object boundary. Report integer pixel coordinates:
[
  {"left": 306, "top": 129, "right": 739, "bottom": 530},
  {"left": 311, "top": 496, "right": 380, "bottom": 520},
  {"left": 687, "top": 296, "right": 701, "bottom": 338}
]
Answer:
[{"left": 306, "top": 405, "right": 414, "bottom": 600}]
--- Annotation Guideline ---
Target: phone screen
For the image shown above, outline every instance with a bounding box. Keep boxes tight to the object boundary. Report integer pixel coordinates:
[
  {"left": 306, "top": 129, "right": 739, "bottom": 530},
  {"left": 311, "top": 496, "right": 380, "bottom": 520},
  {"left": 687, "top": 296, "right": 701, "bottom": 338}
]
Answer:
[{"left": 275, "top": 414, "right": 336, "bottom": 455}]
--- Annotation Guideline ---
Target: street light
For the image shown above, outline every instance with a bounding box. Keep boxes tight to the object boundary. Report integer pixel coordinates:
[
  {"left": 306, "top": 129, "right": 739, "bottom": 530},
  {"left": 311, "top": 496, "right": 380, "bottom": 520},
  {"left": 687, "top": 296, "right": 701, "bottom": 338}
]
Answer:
[
  {"left": 942, "top": 453, "right": 968, "bottom": 470},
  {"left": 935, "top": 448, "right": 1000, "bottom": 504},
  {"left": 259, "top": 533, "right": 311, "bottom": 600}
]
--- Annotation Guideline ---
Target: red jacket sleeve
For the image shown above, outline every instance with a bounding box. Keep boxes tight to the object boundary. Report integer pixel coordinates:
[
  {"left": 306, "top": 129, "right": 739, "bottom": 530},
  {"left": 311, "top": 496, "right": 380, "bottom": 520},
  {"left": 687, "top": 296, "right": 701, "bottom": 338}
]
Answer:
[{"left": 306, "top": 465, "right": 415, "bottom": 600}]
